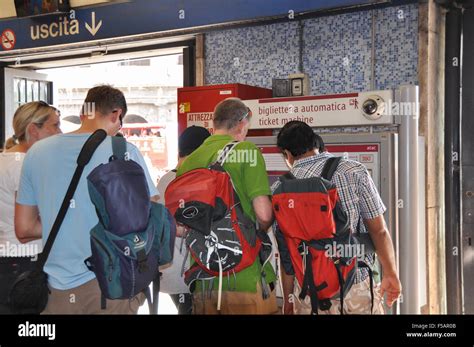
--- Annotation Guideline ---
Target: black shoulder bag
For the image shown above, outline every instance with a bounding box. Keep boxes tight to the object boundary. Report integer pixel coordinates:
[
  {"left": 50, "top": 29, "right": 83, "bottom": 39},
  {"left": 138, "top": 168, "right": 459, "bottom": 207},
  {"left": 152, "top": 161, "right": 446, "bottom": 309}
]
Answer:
[{"left": 8, "top": 130, "right": 107, "bottom": 314}]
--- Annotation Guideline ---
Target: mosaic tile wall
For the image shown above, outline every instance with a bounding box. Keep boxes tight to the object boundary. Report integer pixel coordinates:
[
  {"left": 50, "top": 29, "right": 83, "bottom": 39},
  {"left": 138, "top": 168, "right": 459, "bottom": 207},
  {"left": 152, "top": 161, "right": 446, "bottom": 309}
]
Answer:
[{"left": 204, "top": 4, "right": 419, "bottom": 95}]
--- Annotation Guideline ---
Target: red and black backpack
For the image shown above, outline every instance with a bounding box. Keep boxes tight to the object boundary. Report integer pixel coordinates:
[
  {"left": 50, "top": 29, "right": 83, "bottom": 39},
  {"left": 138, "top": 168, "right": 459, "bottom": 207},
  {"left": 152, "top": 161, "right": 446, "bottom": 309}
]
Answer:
[
  {"left": 165, "top": 142, "right": 272, "bottom": 293},
  {"left": 272, "top": 157, "right": 374, "bottom": 314}
]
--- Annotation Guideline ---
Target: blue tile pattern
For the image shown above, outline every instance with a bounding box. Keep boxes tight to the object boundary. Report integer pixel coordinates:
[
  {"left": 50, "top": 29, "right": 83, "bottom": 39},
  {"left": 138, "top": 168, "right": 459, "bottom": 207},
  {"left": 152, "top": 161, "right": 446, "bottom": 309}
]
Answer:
[
  {"left": 374, "top": 5, "right": 419, "bottom": 91},
  {"left": 302, "top": 11, "right": 373, "bottom": 94},
  {"left": 205, "top": 21, "right": 300, "bottom": 88},
  {"left": 205, "top": 4, "right": 418, "bottom": 94}
]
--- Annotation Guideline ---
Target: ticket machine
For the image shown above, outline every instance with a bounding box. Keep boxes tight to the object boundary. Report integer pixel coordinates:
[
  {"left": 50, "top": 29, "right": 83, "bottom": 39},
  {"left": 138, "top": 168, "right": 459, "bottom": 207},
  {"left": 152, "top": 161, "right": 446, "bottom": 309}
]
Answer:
[{"left": 245, "top": 85, "right": 426, "bottom": 314}]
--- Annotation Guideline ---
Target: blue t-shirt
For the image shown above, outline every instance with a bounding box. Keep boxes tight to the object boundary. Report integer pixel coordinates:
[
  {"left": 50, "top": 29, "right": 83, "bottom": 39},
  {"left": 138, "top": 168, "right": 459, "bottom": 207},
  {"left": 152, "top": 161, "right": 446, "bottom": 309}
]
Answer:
[{"left": 17, "top": 133, "right": 159, "bottom": 290}]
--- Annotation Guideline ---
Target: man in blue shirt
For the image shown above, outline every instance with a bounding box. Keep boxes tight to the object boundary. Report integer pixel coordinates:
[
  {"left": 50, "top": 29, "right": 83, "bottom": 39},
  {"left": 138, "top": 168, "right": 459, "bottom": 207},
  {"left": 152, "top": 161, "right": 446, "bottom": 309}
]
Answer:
[{"left": 15, "top": 86, "right": 159, "bottom": 314}]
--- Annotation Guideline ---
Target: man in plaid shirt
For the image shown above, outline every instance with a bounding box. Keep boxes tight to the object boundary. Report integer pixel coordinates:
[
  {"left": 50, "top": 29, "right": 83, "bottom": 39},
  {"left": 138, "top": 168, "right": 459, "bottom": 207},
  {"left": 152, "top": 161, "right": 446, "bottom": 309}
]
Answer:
[{"left": 271, "top": 121, "right": 401, "bottom": 314}]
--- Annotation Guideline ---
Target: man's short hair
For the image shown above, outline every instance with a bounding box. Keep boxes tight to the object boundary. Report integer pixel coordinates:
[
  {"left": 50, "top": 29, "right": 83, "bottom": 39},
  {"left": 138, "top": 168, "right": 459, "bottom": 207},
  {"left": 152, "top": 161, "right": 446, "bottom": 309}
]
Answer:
[
  {"left": 213, "top": 98, "right": 250, "bottom": 130},
  {"left": 81, "top": 85, "right": 128, "bottom": 117},
  {"left": 277, "top": 121, "right": 325, "bottom": 157}
]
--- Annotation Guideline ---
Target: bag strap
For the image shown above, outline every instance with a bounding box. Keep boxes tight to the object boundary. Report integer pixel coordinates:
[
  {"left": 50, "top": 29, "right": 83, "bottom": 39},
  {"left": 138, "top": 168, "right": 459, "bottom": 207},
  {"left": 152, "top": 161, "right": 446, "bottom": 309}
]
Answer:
[
  {"left": 214, "top": 141, "right": 240, "bottom": 166},
  {"left": 277, "top": 172, "right": 296, "bottom": 193},
  {"left": 298, "top": 242, "right": 328, "bottom": 314},
  {"left": 36, "top": 130, "right": 108, "bottom": 269},
  {"left": 358, "top": 261, "right": 375, "bottom": 314},
  {"left": 152, "top": 274, "right": 160, "bottom": 314},
  {"left": 111, "top": 135, "right": 127, "bottom": 160},
  {"left": 321, "top": 156, "right": 342, "bottom": 181}
]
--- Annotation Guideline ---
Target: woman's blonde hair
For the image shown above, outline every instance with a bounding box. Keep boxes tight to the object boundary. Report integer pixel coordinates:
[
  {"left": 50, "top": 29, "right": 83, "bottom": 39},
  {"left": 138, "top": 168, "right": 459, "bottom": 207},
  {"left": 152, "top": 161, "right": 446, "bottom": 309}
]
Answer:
[{"left": 4, "top": 101, "right": 57, "bottom": 150}]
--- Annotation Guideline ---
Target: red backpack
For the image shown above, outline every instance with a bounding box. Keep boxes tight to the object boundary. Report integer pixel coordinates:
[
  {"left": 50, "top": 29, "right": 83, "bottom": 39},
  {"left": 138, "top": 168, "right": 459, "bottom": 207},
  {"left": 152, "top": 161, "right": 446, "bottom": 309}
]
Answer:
[
  {"left": 272, "top": 157, "right": 374, "bottom": 314},
  {"left": 165, "top": 142, "right": 271, "bottom": 300}
]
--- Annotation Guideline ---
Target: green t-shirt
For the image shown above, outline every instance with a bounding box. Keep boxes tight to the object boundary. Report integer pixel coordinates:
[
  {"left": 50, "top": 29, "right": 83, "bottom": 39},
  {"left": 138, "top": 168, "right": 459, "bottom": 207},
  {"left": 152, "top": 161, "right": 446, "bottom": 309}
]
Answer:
[{"left": 177, "top": 134, "right": 276, "bottom": 293}]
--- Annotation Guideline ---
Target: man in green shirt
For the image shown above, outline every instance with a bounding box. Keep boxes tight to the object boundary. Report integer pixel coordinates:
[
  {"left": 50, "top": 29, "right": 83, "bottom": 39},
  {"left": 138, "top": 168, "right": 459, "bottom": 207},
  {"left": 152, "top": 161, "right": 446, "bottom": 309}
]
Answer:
[{"left": 177, "top": 98, "right": 278, "bottom": 314}]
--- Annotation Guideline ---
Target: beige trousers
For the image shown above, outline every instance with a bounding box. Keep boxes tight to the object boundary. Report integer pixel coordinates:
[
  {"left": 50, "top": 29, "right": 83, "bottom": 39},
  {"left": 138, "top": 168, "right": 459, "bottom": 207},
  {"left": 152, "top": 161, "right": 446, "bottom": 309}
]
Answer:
[
  {"left": 293, "top": 277, "right": 385, "bottom": 315},
  {"left": 193, "top": 282, "right": 279, "bottom": 315},
  {"left": 42, "top": 278, "right": 145, "bottom": 314}
]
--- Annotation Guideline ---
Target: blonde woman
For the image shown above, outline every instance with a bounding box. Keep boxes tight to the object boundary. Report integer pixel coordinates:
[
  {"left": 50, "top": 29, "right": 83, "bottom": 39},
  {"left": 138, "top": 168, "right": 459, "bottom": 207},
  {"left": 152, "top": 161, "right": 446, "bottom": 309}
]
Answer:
[{"left": 0, "top": 101, "right": 61, "bottom": 314}]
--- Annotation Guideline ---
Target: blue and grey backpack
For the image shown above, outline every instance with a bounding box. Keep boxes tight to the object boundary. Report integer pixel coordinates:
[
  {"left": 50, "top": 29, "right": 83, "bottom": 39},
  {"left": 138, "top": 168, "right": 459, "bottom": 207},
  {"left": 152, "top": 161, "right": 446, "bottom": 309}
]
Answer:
[{"left": 85, "top": 136, "right": 175, "bottom": 314}]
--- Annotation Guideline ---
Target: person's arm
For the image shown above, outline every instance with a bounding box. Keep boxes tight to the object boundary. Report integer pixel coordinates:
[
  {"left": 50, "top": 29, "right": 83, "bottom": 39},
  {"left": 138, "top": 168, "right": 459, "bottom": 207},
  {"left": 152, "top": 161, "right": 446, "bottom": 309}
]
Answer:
[
  {"left": 355, "top": 165, "right": 401, "bottom": 307},
  {"left": 243, "top": 143, "right": 273, "bottom": 231},
  {"left": 252, "top": 195, "right": 273, "bottom": 231},
  {"left": 15, "top": 203, "right": 42, "bottom": 243},
  {"left": 15, "top": 152, "right": 41, "bottom": 243},
  {"left": 364, "top": 216, "right": 401, "bottom": 307}
]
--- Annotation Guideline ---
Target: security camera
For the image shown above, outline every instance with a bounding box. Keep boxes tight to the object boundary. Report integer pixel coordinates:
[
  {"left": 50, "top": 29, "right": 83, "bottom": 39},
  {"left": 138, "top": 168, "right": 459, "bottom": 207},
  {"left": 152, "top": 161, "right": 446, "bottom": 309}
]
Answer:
[{"left": 361, "top": 95, "right": 385, "bottom": 120}]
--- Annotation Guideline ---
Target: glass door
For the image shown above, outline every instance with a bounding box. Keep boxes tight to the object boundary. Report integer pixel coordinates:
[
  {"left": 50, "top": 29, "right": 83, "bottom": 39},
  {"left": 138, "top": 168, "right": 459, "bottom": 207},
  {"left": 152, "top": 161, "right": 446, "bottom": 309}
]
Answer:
[{"left": 1, "top": 67, "right": 53, "bottom": 147}]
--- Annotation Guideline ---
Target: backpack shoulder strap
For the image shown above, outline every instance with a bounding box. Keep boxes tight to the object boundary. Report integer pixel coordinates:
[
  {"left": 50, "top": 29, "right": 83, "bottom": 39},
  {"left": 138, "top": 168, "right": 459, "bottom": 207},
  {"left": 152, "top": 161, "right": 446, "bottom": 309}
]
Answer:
[
  {"left": 215, "top": 141, "right": 240, "bottom": 166},
  {"left": 275, "top": 172, "right": 296, "bottom": 194},
  {"left": 321, "top": 156, "right": 342, "bottom": 181},
  {"left": 111, "top": 135, "right": 127, "bottom": 160}
]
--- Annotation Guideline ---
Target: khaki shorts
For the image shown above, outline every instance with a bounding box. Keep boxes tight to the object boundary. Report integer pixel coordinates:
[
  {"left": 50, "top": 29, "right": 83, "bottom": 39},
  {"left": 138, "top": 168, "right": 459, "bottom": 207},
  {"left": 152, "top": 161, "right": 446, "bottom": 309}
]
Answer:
[
  {"left": 41, "top": 278, "right": 146, "bottom": 315},
  {"left": 293, "top": 277, "right": 385, "bottom": 315},
  {"left": 193, "top": 282, "right": 279, "bottom": 315}
]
